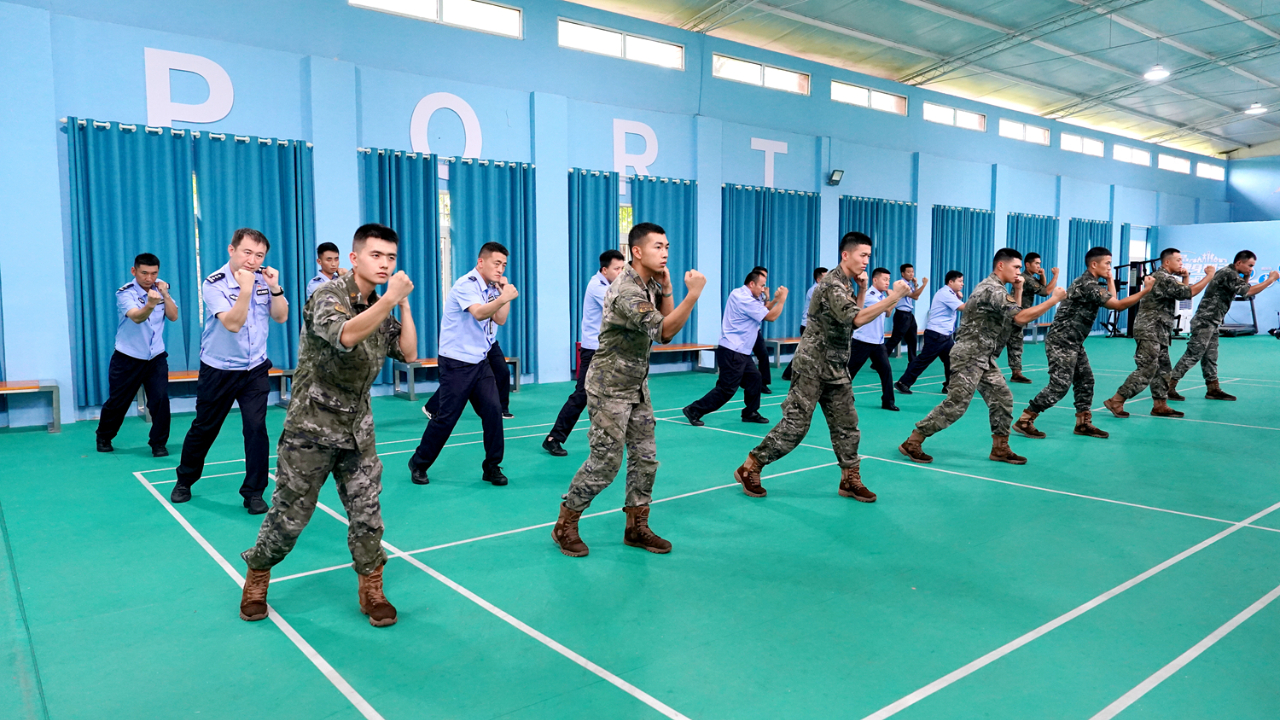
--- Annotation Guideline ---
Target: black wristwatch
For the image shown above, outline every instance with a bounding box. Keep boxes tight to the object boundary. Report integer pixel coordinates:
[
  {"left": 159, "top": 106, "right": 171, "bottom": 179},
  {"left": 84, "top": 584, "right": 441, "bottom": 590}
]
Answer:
[{"left": 270, "top": 288, "right": 284, "bottom": 296}]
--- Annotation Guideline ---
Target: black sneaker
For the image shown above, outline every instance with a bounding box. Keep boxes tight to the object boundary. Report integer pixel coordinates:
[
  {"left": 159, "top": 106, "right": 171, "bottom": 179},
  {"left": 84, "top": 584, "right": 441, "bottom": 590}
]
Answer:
[
  {"left": 542, "top": 437, "right": 568, "bottom": 457},
  {"left": 483, "top": 466, "right": 509, "bottom": 486},
  {"left": 502, "top": 412, "right": 515, "bottom": 419},
  {"left": 682, "top": 407, "right": 704, "bottom": 426},
  {"left": 894, "top": 381, "right": 912, "bottom": 395},
  {"left": 151, "top": 445, "right": 169, "bottom": 458},
  {"left": 170, "top": 483, "right": 192, "bottom": 503},
  {"left": 96, "top": 438, "right": 114, "bottom": 453},
  {"left": 742, "top": 413, "right": 770, "bottom": 424},
  {"left": 410, "top": 465, "right": 430, "bottom": 485},
  {"left": 761, "top": 386, "right": 773, "bottom": 394},
  {"left": 244, "top": 496, "right": 269, "bottom": 515}
]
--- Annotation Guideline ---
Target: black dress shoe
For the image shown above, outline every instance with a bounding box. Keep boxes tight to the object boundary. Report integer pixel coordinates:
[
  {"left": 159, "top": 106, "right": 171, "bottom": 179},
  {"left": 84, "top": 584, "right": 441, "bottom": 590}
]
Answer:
[
  {"left": 742, "top": 413, "right": 770, "bottom": 424},
  {"left": 894, "top": 381, "right": 912, "bottom": 395},
  {"left": 170, "top": 483, "right": 192, "bottom": 503},
  {"left": 761, "top": 386, "right": 773, "bottom": 394},
  {"left": 410, "top": 465, "right": 430, "bottom": 485},
  {"left": 244, "top": 496, "right": 269, "bottom": 515},
  {"left": 682, "top": 407, "right": 704, "bottom": 426},
  {"left": 483, "top": 467, "right": 509, "bottom": 486},
  {"left": 96, "top": 438, "right": 114, "bottom": 453},
  {"left": 882, "top": 404, "right": 900, "bottom": 412},
  {"left": 542, "top": 438, "right": 568, "bottom": 457},
  {"left": 151, "top": 446, "right": 169, "bottom": 458},
  {"left": 502, "top": 412, "right": 515, "bottom": 419}
]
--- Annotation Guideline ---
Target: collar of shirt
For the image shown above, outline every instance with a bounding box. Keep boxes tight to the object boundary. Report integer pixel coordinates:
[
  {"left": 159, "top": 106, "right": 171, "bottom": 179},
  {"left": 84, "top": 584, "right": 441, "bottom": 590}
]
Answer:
[
  {"left": 619, "top": 264, "right": 663, "bottom": 298},
  {"left": 464, "top": 268, "right": 501, "bottom": 301},
  {"left": 339, "top": 271, "right": 379, "bottom": 307}
]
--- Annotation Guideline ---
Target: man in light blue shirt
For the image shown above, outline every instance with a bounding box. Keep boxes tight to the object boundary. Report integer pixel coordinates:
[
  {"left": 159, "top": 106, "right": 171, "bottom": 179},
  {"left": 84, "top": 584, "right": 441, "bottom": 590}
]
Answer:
[
  {"left": 896, "top": 270, "right": 965, "bottom": 394},
  {"left": 886, "top": 263, "right": 928, "bottom": 362},
  {"left": 781, "top": 266, "right": 827, "bottom": 382},
  {"left": 683, "top": 268, "right": 788, "bottom": 425},
  {"left": 172, "top": 228, "right": 290, "bottom": 515},
  {"left": 96, "top": 253, "right": 179, "bottom": 456},
  {"left": 409, "top": 241, "right": 519, "bottom": 486},
  {"left": 544, "top": 249, "right": 627, "bottom": 457},
  {"left": 848, "top": 268, "right": 898, "bottom": 410},
  {"left": 305, "top": 241, "right": 347, "bottom": 298}
]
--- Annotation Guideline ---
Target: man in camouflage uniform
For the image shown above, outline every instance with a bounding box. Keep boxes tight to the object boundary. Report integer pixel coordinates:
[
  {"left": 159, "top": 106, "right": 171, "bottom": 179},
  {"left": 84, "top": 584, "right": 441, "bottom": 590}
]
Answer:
[
  {"left": 1013, "top": 247, "right": 1154, "bottom": 440},
  {"left": 732, "top": 232, "right": 909, "bottom": 501},
  {"left": 899, "top": 248, "right": 1065, "bottom": 465},
  {"left": 1169, "top": 251, "right": 1279, "bottom": 402},
  {"left": 1104, "top": 248, "right": 1212, "bottom": 419},
  {"left": 552, "top": 222, "right": 706, "bottom": 557},
  {"left": 239, "top": 224, "right": 417, "bottom": 627},
  {"left": 1002, "top": 253, "right": 1058, "bottom": 384}
]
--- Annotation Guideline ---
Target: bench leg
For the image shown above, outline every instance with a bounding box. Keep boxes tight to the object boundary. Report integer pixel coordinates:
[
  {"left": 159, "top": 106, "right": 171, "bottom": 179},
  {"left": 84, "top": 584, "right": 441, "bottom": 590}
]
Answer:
[
  {"left": 47, "top": 385, "right": 60, "bottom": 433},
  {"left": 509, "top": 359, "right": 520, "bottom": 392}
]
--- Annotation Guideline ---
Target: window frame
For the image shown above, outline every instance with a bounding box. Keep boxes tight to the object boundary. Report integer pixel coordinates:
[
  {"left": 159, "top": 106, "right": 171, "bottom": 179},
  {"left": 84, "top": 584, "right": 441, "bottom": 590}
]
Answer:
[
  {"left": 712, "top": 53, "right": 810, "bottom": 95},
  {"left": 557, "top": 18, "right": 684, "bottom": 70},
  {"left": 922, "top": 101, "right": 986, "bottom": 132},
  {"left": 1158, "top": 154, "right": 1192, "bottom": 174},
  {"left": 350, "top": 0, "right": 524, "bottom": 40},
  {"left": 1196, "top": 162, "right": 1225, "bottom": 180}
]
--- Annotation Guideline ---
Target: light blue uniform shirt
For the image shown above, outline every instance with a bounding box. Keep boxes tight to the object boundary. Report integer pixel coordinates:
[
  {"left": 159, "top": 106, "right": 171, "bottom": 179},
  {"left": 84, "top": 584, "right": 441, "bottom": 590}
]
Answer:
[
  {"left": 719, "top": 286, "right": 770, "bottom": 355},
  {"left": 306, "top": 270, "right": 339, "bottom": 299},
  {"left": 200, "top": 264, "right": 273, "bottom": 371},
  {"left": 579, "top": 272, "right": 611, "bottom": 351},
  {"left": 114, "top": 280, "right": 167, "bottom": 360},
  {"left": 926, "top": 286, "right": 964, "bottom": 334},
  {"left": 852, "top": 287, "right": 887, "bottom": 344},
  {"left": 439, "top": 268, "right": 500, "bottom": 364},
  {"left": 895, "top": 281, "right": 916, "bottom": 312},
  {"left": 802, "top": 282, "right": 819, "bottom": 326}
]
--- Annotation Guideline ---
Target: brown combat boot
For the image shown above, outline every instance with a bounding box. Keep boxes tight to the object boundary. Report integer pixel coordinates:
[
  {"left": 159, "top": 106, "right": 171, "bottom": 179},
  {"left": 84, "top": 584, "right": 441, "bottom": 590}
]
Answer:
[
  {"left": 357, "top": 565, "right": 397, "bottom": 627},
  {"left": 1205, "top": 381, "right": 1236, "bottom": 401},
  {"left": 1012, "top": 409, "right": 1046, "bottom": 439},
  {"left": 837, "top": 466, "right": 876, "bottom": 502},
  {"left": 1103, "top": 394, "right": 1129, "bottom": 418},
  {"left": 1167, "top": 379, "right": 1186, "bottom": 401},
  {"left": 1073, "top": 411, "right": 1109, "bottom": 438},
  {"left": 989, "top": 435, "right": 1027, "bottom": 465},
  {"left": 239, "top": 568, "right": 271, "bottom": 622},
  {"left": 898, "top": 430, "right": 933, "bottom": 464},
  {"left": 733, "top": 453, "right": 767, "bottom": 497},
  {"left": 1009, "top": 372, "right": 1032, "bottom": 384},
  {"left": 552, "top": 503, "right": 589, "bottom": 557},
  {"left": 1151, "top": 398, "right": 1185, "bottom": 417},
  {"left": 623, "top": 506, "right": 671, "bottom": 554}
]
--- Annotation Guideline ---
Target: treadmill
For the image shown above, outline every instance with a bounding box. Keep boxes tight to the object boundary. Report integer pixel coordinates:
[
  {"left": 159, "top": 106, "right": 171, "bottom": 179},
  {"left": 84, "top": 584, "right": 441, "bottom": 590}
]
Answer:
[{"left": 1220, "top": 295, "right": 1259, "bottom": 337}]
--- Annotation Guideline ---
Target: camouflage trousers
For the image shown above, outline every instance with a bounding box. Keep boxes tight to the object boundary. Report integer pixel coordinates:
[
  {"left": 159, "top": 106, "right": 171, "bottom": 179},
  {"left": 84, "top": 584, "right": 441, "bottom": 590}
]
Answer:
[
  {"left": 1028, "top": 341, "right": 1095, "bottom": 414},
  {"left": 915, "top": 353, "right": 1013, "bottom": 438},
  {"left": 563, "top": 392, "right": 657, "bottom": 512},
  {"left": 1116, "top": 340, "right": 1172, "bottom": 401},
  {"left": 242, "top": 431, "right": 387, "bottom": 575},
  {"left": 1002, "top": 327, "right": 1024, "bottom": 374},
  {"left": 1171, "top": 324, "right": 1219, "bottom": 384},
  {"left": 751, "top": 372, "right": 860, "bottom": 470}
]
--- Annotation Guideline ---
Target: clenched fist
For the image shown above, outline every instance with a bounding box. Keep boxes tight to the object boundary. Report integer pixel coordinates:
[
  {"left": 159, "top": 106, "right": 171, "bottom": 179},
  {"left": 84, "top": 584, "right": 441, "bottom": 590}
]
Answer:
[
  {"left": 853, "top": 270, "right": 868, "bottom": 287},
  {"left": 156, "top": 280, "right": 170, "bottom": 293},
  {"left": 260, "top": 266, "right": 281, "bottom": 291},
  {"left": 1268, "top": 270, "right": 1280, "bottom": 283},
  {"left": 1051, "top": 286, "right": 1067, "bottom": 301},
  {"left": 774, "top": 286, "right": 789, "bottom": 299},
  {"left": 234, "top": 268, "right": 256, "bottom": 290},
  {"left": 1012, "top": 274, "right": 1025, "bottom": 287},
  {"left": 891, "top": 279, "right": 911, "bottom": 295},
  {"left": 146, "top": 288, "right": 163, "bottom": 304},
  {"left": 499, "top": 283, "right": 519, "bottom": 302},
  {"left": 386, "top": 271, "right": 415, "bottom": 302},
  {"left": 684, "top": 269, "right": 707, "bottom": 293},
  {"left": 1201, "top": 266, "right": 1216, "bottom": 277}
]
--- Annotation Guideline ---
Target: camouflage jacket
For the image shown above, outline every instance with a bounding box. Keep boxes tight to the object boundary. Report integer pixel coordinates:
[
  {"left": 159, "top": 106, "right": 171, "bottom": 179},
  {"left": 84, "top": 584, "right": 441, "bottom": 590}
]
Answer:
[
  {"left": 1190, "top": 267, "right": 1250, "bottom": 330},
  {"left": 1020, "top": 270, "right": 1050, "bottom": 309},
  {"left": 1046, "top": 272, "right": 1112, "bottom": 347},
  {"left": 283, "top": 272, "right": 405, "bottom": 451},
  {"left": 951, "top": 273, "right": 1021, "bottom": 363},
  {"left": 791, "top": 265, "right": 862, "bottom": 384},
  {"left": 1133, "top": 269, "right": 1192, "bottom": 345},
  {"left": 585, "top": 264, "right": 665, "bottom": 401}
]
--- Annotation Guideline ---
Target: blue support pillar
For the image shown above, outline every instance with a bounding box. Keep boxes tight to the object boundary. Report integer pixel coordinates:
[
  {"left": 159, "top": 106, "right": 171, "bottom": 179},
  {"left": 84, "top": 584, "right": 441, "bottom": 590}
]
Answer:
[{"left": 532, "top": 92, "right": 570, "bottom": 383}]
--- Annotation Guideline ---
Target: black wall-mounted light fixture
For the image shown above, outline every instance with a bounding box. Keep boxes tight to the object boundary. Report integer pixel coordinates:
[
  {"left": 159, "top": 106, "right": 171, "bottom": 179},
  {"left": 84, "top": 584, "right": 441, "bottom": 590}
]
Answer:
[{"left": 827, "top": 169, "right": 844, "bottom": 186}]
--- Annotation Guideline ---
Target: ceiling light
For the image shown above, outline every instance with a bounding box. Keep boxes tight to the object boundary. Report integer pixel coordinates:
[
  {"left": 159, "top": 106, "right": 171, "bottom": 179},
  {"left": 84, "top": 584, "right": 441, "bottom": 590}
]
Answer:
[
  {"left": 1144, "top": 65, "right": 1170, "bottom": 81},
  {"left": 1246, "top": 102, "right": 1267, "bottom": 115}
]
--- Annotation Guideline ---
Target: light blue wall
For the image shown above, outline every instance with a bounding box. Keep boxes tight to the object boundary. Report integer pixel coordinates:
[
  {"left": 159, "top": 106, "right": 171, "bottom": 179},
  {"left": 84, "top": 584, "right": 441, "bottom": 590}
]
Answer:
[
  {"left": 1159, "top": 193, "right": 1199, "bottom": 226},
  {"left": 1156, "top": 221, "right": 1280, "bottom": 331},
  {"left": 1226, "top": 157, "right": 1280, "bottom": 222}
]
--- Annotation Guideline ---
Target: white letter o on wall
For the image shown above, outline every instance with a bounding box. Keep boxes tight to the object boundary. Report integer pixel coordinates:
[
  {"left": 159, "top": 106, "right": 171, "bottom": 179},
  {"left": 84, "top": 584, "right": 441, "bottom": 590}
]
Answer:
[{"left": 410, "top": 93, "right": 483, "bottom": 158}]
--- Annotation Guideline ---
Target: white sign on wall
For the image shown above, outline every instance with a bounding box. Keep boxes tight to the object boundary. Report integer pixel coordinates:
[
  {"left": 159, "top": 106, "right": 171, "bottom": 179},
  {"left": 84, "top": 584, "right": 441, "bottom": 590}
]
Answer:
[
  {"left": 410, "top": 92, "right": 483, "bottom": 158},
  {"left": 751, "top": 137, "right": 788, "bottom": 188},
  {"left": 144, "top": 48, "right": 235, "bottom": 127},
  {"left": 614, "top": 119, "right": 658, "bottom": 177}
]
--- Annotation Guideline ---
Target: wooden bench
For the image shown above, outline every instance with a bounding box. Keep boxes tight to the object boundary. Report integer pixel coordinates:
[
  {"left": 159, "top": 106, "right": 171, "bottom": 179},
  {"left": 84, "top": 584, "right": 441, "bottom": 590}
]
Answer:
[
  {"left": 392, "top": 357, "right": 521, "bottom": 401},
  {"left": 651, "top": 343, "right": 717, "bottom": 373},
  {"left": 136, "top": 368, "right": 293, "bottom": 422},
  {"left": 1025, "top": 322, "right": 1053, "bottom": 345},
  {"left": 763, "top": 337, "right": 802, "bottom": 368},
  {"left": 0, "top": 380, "right": 60, "bottom": 433}
]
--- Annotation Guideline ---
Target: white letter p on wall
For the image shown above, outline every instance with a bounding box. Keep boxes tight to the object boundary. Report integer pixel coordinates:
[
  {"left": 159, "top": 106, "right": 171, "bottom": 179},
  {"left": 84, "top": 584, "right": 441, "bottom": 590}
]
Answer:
[{"left": 144, "top": 48, "right": 235, "bottom": 127}]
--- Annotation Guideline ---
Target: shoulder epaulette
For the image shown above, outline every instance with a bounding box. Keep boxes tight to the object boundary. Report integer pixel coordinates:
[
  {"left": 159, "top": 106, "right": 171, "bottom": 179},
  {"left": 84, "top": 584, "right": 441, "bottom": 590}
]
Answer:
[
  {"left": 117, "top": 283, "right": 134, "bottom": 293},
  {"left": 206, "top": 272, "right": 226, "bottom": 284}
]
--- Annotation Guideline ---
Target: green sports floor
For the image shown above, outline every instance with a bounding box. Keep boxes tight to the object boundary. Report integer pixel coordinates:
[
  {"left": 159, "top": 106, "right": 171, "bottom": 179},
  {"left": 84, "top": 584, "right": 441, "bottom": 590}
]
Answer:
[{"left": 3, "top": 336, "right": 1279, "bottom": 720}]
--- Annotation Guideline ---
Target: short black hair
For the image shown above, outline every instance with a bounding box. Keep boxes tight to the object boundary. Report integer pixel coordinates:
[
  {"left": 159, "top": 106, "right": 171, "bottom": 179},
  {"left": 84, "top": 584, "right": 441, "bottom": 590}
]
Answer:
[
  {"left": 752, "top": 265, "right": 768, "bottom": 276},
  {"left": 839, "top": 231, "right": 872, "bottom": 255},
  {"left": 599, "top": 249, "right": 625, "bottom": 268},
  {"left": 133, "top": 253, "right": 160, "bottom": 269},
  {"left": 899, "top": 263, "right": 913, "bottom": 274},
  {"left": 628, "top": 222, "right": 666, "bottom": 246},
  {"left": 1085, "top": 246, "right": 1112, "bottom": 264},
  {"left": 871, "top": 267, "right": 890, "bottom": 279},
  {"left": 479, "top": 241, "right": 509, "bottom": 259},
  {"left": 945, "top": 270, "right": 964, "bottom": 283},
  {"left": 353, "top": 224, "right": 399, "bottom": 252},
  {"left": 993, "top": 247, "right": 1023, "bottom": 269},
  {"left": 317, "top": 242, "right": 340, "bottom": 257},
  {"left": 231, "top": 228, "right": 270, "bottom": 252},
  {"left": 1159, "top": 247, "right": 1180, "bottom": 262},
  {"left": 1234, "top": 250, "right": 1257, "bottom": 264},
  {"left": 1025, "top": 252, "right": 1041, "bottom": 264},
  {"left": 745, "top": 269, "right": 765, "bottom": 285},
  {"left": 813, "top": 267, "right": 828, "bottom": 282}
]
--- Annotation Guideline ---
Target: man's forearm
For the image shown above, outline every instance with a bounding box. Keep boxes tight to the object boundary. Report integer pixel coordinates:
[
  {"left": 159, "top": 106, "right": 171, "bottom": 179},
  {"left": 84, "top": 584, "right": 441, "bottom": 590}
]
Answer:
[
  {"left": 398, "top": 305, "right": 418, "bottom": 362},
  {"left": 270, "top": 294, "right": 289, "bottom": 323},
  {"left": 219, "top": 294, "right": 253, "bottom": 332},
  {"left": 339, "top": 296, "right": 396, "bottom": 349}
]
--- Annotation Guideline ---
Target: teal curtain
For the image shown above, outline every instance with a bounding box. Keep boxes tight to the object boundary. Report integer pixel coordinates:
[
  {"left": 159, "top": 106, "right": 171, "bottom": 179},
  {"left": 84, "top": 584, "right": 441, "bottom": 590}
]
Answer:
[
  {"left": 449, "top": 158, "right": 538, "bottom": 376},
  {"left": 1119, "top": 223, "right": 1132, "bottom": 271},
  {"left": 720, "top": 185, "right": 821, "bottom": 338},
  {"left": 840, "top": 196, "right": 917, "bottom": 283},
  {"left": 1117, "top": 223, "right": 1132, "bottom": 332},
  {"left": 1068, "top": 218, "right": 1114, "bottom": 331},
  {"left": 359, "top": 148, "right": 441, "bottom": 384},
  {"left": 931, "top": 205, "right": 995, "bottom": 299},
  {"left": 1005, "top": 213, "right": 1058, "bottom": 267},
  {"left": 568, "top": 169, "right": 620, "bottom": 347},
  {"left": 67, "top": 118, "right": 198, "bottom": 406},
  {"left": 194, "top": 133, "right": 314, "bottom": 371},
  {"left": 633, "top": 175, "right": 698, "bottom": 344}
]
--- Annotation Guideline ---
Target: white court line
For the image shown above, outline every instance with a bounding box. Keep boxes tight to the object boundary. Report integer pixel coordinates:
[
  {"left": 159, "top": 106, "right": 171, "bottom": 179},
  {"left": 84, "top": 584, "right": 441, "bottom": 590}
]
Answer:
[
  {"left": 130, "top": 472, "right": 383, "bottom": 720},
  {"left": 1088, "top": 580, "right": 1280, "bottom": 720},
  {"left": 271, "top": 461, "right": 838, "bottom": 584},
  {"left": 307, "top": 494, "right": 694, "bottom": 720},
  {"left": 859, "top": 498, "right": 1280, "bottom": 720}
]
